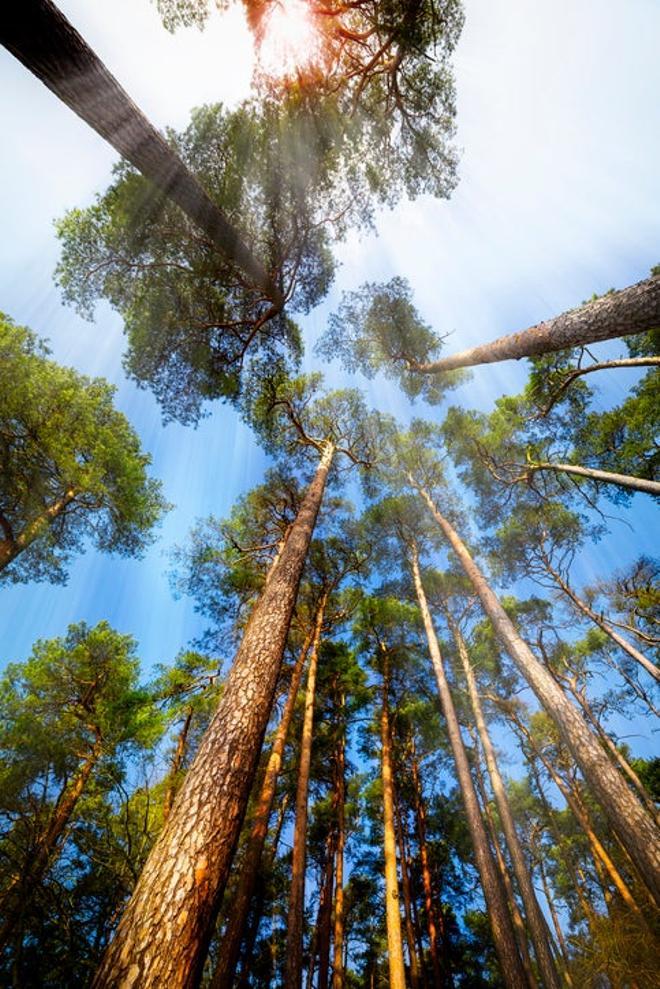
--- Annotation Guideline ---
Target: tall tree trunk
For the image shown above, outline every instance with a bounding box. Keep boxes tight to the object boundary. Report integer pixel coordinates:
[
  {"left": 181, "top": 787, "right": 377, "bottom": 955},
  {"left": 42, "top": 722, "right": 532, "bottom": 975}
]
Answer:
[
  {"left": 409, "top": 545, "right": 528, "bottom": 989},
  {"left": 0, "top": 488, "right": 77, "bottom": 573},
  {"left": 446, "top": 612, "right": 561, "bottom": 989},
  {"left": 316, "top": 830, "right": 336, "bottom": 989},
  {"left": 93, "top": 442, "right": 335, "bottom": 989},
  {"left": 163, "top": 708, "right": 194, "bottom": 823},
  {"left": 0, "top": 730, "right": 103, "bottom": 951},
  {"left": 531, "top": 462, "right": 660, "bottom": 499},
  {"left": 409, "top": 739, "right": 446, "bottom": 989},
  {"left": 0, "top": 0, "right": 281, "bottom": 304},
  {"left": 537, "top": 857, "right": 572, "bottom": 983},
  {"left": 284, "top": 592, "right": 328, "bottom": 989},
  {"left": 332, "top": 697, "right": 347, "bottom": 989},
  {"left": 414, "top": 483, "right": 660, "bottom": 906},
  {"left": 211, "top": 629, "right": 315, "bottom": 989},
  {"left": 393, "top": 790, "right": 422, "bottom": 989},
  {"left": 409, "top": 274, "right": 660, "bottom": 373},
  {"left": 380, "top": 647, "right": 407, "bottom": 989},
  {"left": 541, "top": 556, "right": 658, "bottom": 682}
]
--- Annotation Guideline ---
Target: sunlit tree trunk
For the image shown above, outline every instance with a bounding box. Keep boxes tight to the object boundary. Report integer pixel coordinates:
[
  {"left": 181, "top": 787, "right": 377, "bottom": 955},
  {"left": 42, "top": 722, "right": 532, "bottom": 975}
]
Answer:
[
  {"left": 316, "top": 830, "right": 336, "bottom": 989},
  {"left": 409, "top": 545, "right": 528, "bottom": 989},
  {"left": 393, "top": 790, "right": 422, "bottom": 989},
  {"left": 0, "top": 0, "right": 281, "bottom": 304},
  {"left": 380, "top": 646, "right": 407, "bottom": 989},
  {"left": 332, "top": 696, "right": 347, "bottom": 989},
  {"left": 0, "top": 488, "right": 77, "bottom": 573},
  {"left": 446, "top": 612, "right": 561, "bottom": 989},
  {"left": 413, "top": 483, "right": 660, "bottom": 907},
  {"left": 410, "top": 274, "right": 660, "bottom": 373},
  {"left": 284, "top": 592, "right": 328, "bottom": 989},
  {"left": 163, "top": 708, "right": 194, "bottom": 823},
  {"left": 531, "top": 462, "right": 660, "bottom": 499},
  {"left": 93, "top": 442, "right": 335, "bottom": 989},
  {"left": 211, "top": 630, "right": 315, "bottom": 989}
]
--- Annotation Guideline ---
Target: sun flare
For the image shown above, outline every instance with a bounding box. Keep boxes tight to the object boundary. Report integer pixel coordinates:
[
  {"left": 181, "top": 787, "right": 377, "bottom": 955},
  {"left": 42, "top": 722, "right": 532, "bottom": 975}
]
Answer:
[{"left": 257, "top": 0, "right": 321, "bottom": 79}]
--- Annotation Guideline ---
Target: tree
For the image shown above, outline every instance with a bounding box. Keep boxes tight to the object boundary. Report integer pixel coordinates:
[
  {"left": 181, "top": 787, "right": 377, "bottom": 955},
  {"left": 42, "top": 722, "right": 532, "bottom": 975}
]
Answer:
[{"left": 0, "top": 315, "right": 166, "bottom": 584}]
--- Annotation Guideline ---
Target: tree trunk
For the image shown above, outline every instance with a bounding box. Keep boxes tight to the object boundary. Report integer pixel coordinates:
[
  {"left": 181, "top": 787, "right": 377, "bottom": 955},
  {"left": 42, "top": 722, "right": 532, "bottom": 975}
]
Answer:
[
  {"left": 315, "top": 831, "right": 336, "bottom": 989},
  {"left": 332, "top": 699, "right": 347, "bottom": 989},
  {"left": 163, "top": 707, "right": 194, "bottom": 823},
  {"left": 393, "top": 790, "right": 422, "bottom": 989},
  {"left": 446, "top": 612, "right": 561, "bottom": 989},
  {"left": 415, "top": 483, "right": 660, "bottom": 906},
  {"left": 0, "top": 488, "right": 77, "bottom": 573},
  {"left": 93, "top": 442, "right": 335, "bottom": 989},
  {"left": 409, "top": 545, "right": 528, "bottom": 989},
  {"left": 532, "top": 462, "right": 660, "bottom": 499},
  {"left": 0, "top": 0, "right": 281, "bottom": 305},
  {"left": 380, "top": 647, "right": 407, "bottom": 989},
  {"left": 284, "top": 592, "right": 328, "bottom": 989},
  {"left": 410, "top": 274, "right": 660, "bottom": 373},
  {"left": 537, "top": 857, "right": 572, "bottom": 984},
  {"left": 211, "top": 630, "right": 315, "bottom": 989}
]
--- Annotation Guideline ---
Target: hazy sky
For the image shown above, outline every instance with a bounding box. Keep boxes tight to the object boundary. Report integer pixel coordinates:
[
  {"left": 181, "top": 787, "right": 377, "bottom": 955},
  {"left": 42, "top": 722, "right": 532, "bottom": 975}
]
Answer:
[{"left": 0, "top": 0, "right": 658, "bottom": 753}]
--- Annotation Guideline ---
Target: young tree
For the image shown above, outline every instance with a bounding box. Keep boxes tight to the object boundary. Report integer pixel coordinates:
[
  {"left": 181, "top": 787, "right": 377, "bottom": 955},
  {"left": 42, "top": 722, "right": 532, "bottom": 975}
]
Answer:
[{"left": 0, "top": 315, "right": 166, "bottom": 584}]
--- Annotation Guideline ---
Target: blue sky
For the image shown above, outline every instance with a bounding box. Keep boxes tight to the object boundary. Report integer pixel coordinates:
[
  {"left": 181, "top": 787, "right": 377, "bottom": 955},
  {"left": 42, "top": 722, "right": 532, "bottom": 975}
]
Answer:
[{"left": 0, "top": 0, "right": 658, "bottom": 757}]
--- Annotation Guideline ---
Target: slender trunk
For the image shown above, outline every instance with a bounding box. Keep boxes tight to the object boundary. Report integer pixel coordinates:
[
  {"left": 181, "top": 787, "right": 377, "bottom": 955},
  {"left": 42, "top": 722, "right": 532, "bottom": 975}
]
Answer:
[
  {"left": 332, "top": 701, "right": 347, "bottom": 989},
  {"left": 538, "top": 357, "right": 660, "bottom": 417},
  {"left": 284, "top": 592, "right": 327, "bottom": 989},
  {"left": 415, "top": 484, "right": 660, "bottom": 906},
  {"left": 380, "top": 648, "right": 407, "bottom": 989},
  {"left": 542, "top": 557, "right": 658, "bottom": 682},
  {"left": 537, "top": 857, "right": 572, "bottom": 983},
  {"left": 532, "top": 462, "right": 660, "bottom": 499},
  {"left": 316, "top": 830, "right": 336, "bottom": 989},
  {"left": 94, "top": 443, "right": 335, "bottom": 989},
  {"left": 1, "top": 0, "right": 281, "bottom": 304},
  {"left": 447, "top": 613, "right": 561, "bottom": 989},
  {"left": 211, "top": 630, "right": 315, "bottom": 989},
  {"left": 409, "top": 546, "right": 528, "bottom": 989},
  {"left": 0, "top": 488, "right": 77, "bottom": 573},
  {"left": 409, "top": 741, "right": 446, "bottom": 989},
  {"left": 394, "top": 791, "right": 422, "bottom": 989},
  {"left": 410, "top": 274, "right": 660, "bottom": 373},
  {"left": 163, "top": 708, "right": 194, "bottom": 823}
]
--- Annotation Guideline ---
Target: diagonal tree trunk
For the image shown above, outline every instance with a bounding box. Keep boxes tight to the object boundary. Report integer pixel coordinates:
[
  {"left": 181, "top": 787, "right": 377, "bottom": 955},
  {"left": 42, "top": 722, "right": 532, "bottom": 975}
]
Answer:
[
  {"left": 413, "top": 481, "right": 660, "bottom": 907},
  {"left": 409, "top": 545, "right": 528, "bottom": 989},
  {"left": 0, "top": 488, "right": 77, "bottom": 573},
  {"left": 409, "top": 274, "right": 660, "bottom": 373},
  {"left": 530, "top": 462, "right": 660, "bottom": 499},
  {"left": 1, "top": 0, "right": 281, "bottom": 305},
  {"left": 93, "top": 442, "right": 335, "bottom": 989},
  {"left": 445, "top": 611, "right": 562, "bottom": 989},
  {"left": 162, "top": 708, "right": 194, "bottom": 824}
]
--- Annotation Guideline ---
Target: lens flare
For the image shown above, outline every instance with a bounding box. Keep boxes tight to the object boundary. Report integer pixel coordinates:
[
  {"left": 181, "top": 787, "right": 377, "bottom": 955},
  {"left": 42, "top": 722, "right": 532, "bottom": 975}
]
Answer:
[{"left": 257, "top": 0, "right": 320, "bottom": 79}]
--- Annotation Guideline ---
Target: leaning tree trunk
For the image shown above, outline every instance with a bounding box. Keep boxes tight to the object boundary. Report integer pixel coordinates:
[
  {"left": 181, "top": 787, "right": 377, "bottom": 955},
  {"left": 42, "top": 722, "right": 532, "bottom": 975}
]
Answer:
[
  {"left": 0, "top": 0, "right": 281, "bottom": 305},
  {"left": 414, "top": 482, "right": 660, "bottom": 907},
  {"left": 0, "top": 488, "right": 77, "bottom": 573},
  {"left": 380, "top": 647, "right": 408, "bottom": 989},
  {"left": 332, "top": 697, "right": 347, "bottom": 989},
  {"left": 163, "top": 707, "right": 194, "bottom": 823},
  {"left": 93, "top": 442, "right": 335, "bottom": 989},
  {"left": 211, "top": 628, "right": 316, "bottom": 989},
  {"left": 446, "top": 612, "right": 562, "bottom": 989},
  {"left": 531, "top": 461, "right": 660, "bottom": 499},
  {"left": 284, "top": 591, "right": 328, "bottom": 989},
  {"left": 410, "top": 274, "right": 660, "bottom": 373},
  {"left": 409, "top": 545, "right": 528, "bottom": 989}
]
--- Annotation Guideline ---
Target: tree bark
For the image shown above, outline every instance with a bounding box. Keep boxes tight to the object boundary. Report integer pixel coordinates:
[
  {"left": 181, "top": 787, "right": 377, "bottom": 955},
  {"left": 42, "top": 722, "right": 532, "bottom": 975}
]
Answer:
[
  {"left": 414, "top": 483, "right": 660, "bottom": 907},
  {"left": 163, "top": 708, "right": 194, "bottom": 823},
  {"left": 284, "top": 592, "right": 327, "bottom": 989},
  {"left": 393, "top": 790, "right": 422, "bottom": 989},
  {"left": 0, "top": 488, "right": 77, "bottom": 573},
  {"left": 0, "top": 0, "right": 281, "bottom": 305},
  {"left": 93, "top": 442, "right": 335, "bottom": 989},
  {"left": 446, "top": 613, "right": 561, "bottom": 989},
  {"left": 380, "top": 647, "right": 408, "bottom": 989},
  {"left": 332, "top": 698, "right": 347, "bottom": 989},
  {"left": 211, "top": 630, "right": 315, "bottom": 989},
  {"left": 409, "top": 546, "right": 528, "bottom": 989},
  {"left": 315, "top": 831, "right": 336, "bottom": 989},
  {"left": 410, "top": 274, "right": 660, "bottom": 373},
  {"left": 532, "top": 461, "right": 660, "bottom": 499}
]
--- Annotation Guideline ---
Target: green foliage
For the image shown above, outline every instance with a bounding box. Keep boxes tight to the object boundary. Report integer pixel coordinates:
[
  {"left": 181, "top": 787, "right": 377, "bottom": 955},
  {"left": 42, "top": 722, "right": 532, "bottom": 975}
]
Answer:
[{"left": 0, "top": 314, "right": 167, "bottom": 585}]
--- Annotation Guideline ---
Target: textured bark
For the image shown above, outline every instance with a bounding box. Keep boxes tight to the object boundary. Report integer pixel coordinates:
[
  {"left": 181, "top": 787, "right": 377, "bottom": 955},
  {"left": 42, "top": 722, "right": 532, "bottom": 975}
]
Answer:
[
  {"left": 1, "top": 0, "right": 281, "bottom": 304},
  {"left": 380, "top": 649, "right": 407, "bottom": 989},
  {"left": 415, "top": 484, "right": 660, "bottom": 907},
  {"left": 532, "top": 462, "right": 660, "bottom": 499},
  {"left": 409, "top": 546, "right": 528, "bottom": 989},
  {"left": 93, "top": 443, "right": 334, "bottom": 989},
  {"left": 211, "top": 631, "right": 314, "bottom": 989},
  {"left": 393, "top": 791, "right": 422, "bottom": 989},
  {"left": 411, "top": 274, "right": 660, "bottom": 373},
  {"left": 331, "top": 701, "right": 347, "bottom": 989},
  {"left": 284, "top": 593, "right": 327, "bottom": 989},
  {"left": 0, "top": 488, "right": 77, "bottom": 573},
  {"left": 447, "top": 614, "right": 561, "bottom": 989},
  {"left": 541, "top": 557, "right": 658, "bottom": 683}
]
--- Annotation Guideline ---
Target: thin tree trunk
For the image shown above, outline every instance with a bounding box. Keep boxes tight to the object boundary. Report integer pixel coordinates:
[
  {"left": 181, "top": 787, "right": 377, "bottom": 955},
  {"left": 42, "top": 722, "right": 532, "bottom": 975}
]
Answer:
[
  {"left": 446, "top": 612, "right": 561, "bottom": 989},
  {"left": 0, "top": 0, "right": 281, "bottom": 304},
  {"left": 94, "top": 442, "right": 335, "bottom": 989},
  {"left": 409, "top": 274, "right": 660, "bottom": 373},
  {"left": 316, "top": 830, "right": 336, "bottom": 989},
  {"left": 394, "top": 790, "right": 422, "bottom": 989},
  {"left": 537, "top": 357, "right": 660, "bottom": 417},
  {"left": 163, "top": 707, "right": 194, "bottom": 823},
  {"left": 414, "top": 483, "right": 660, "bottom": 906},
  {"left": 284, "top": 592, "right": 328, "bottom": 989},
  {"left": 409, "top": 545, "right": 528, "bottom": 989},
  {"left": 0, "top": 488, "right": 77, "bottom": 573},
  {"left": 332, "top": 697, "right": 347, "bottom": 989},
  {"left": 380, "top": 647, "right": 407, "bottom": 989},
  {"left": 531, "top": 462, "right": 660, "bottom": 499},
  {"left": 211, "top": 629, "right": 315, "bottom": 989},
  {"left": 541, "top": 557, "right": 658, "bottom": 682},
  {"left": 537, "top": 857, "right": 572, "bottom": 983}
]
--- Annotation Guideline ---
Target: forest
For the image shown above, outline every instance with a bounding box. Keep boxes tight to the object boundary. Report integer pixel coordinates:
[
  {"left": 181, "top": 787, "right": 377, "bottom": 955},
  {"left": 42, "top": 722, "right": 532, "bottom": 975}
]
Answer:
[{"left": 0, "top": 1, "right": 658, "bottom": 987}]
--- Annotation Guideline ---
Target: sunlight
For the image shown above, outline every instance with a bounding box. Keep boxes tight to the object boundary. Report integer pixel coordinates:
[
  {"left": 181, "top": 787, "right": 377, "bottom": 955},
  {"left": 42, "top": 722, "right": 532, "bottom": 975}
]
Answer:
[{"left": 256, "top": 0, "right": 321, "bottom": 79}]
